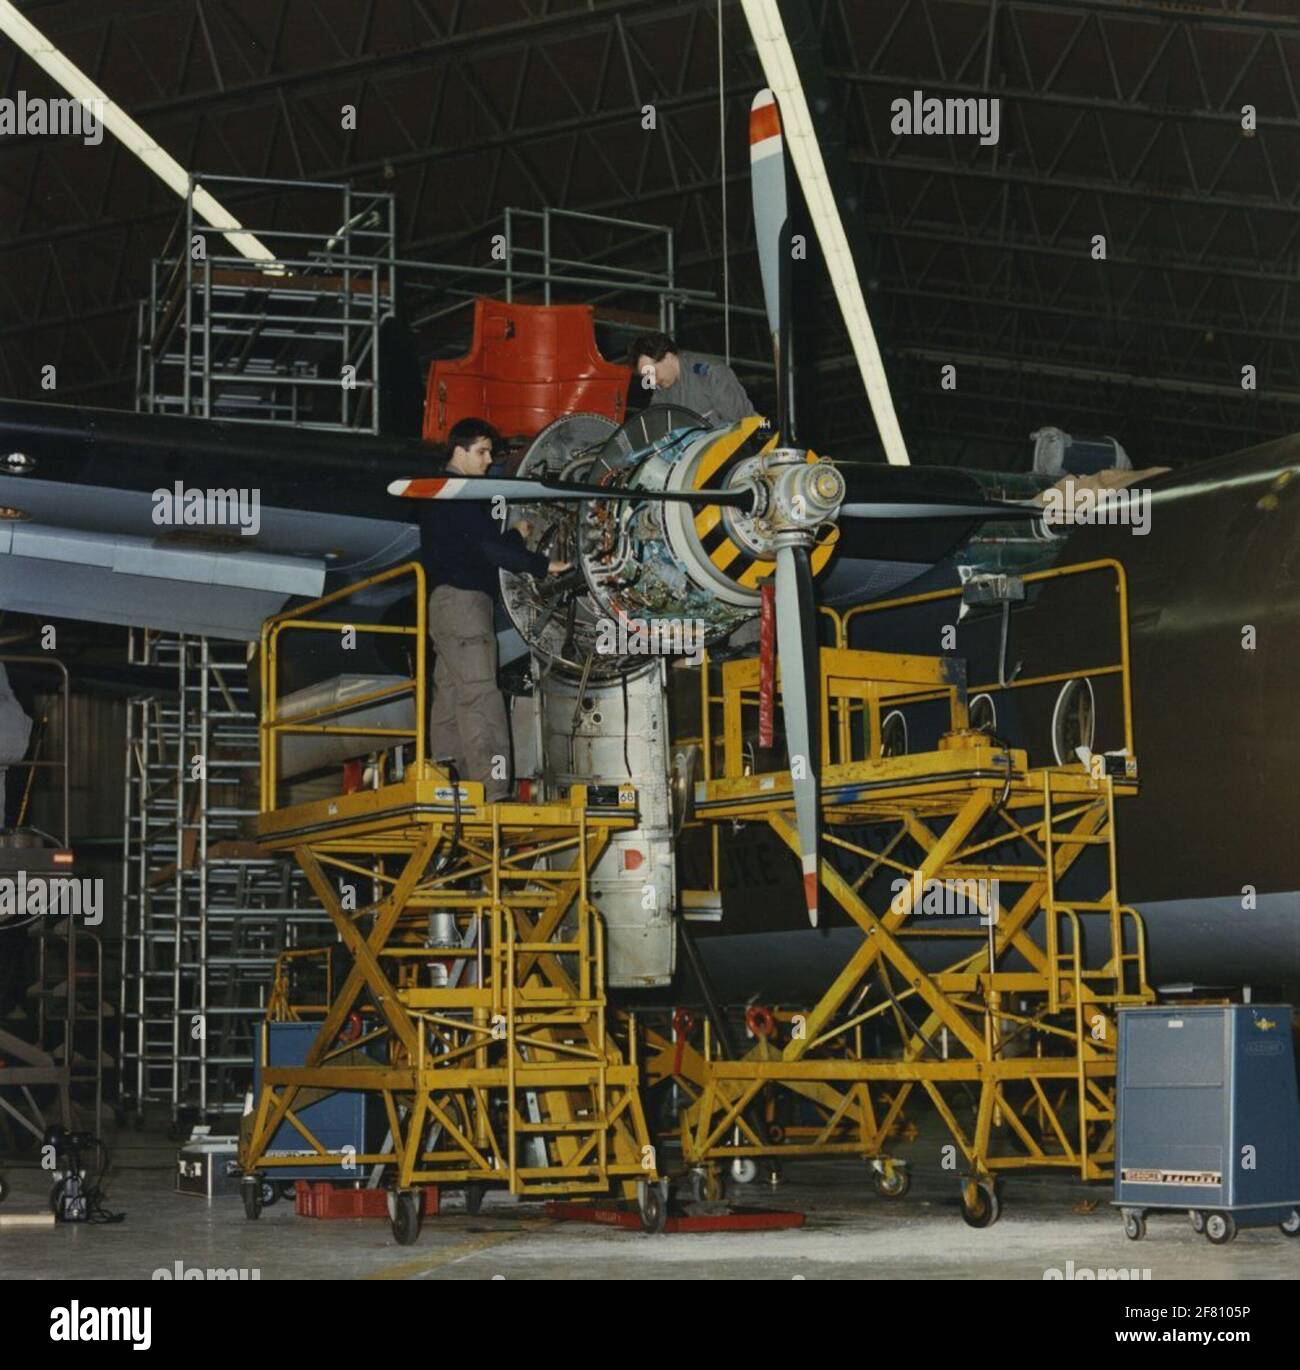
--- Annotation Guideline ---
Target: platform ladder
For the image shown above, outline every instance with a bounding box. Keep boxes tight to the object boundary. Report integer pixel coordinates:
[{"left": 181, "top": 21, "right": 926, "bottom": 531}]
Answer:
[
  {"left": 489, "top": 809, "right": 617, "bottom": 1196},
  {"left": 119, "top": 637, "right": 189, "bottom": 1124},
  {"left": 1039, "top": 768, "right": 1149, "bottom": 1175}
]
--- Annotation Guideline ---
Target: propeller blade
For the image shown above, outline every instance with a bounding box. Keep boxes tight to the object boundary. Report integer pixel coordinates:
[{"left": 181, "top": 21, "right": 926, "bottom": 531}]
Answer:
[
  {"left": 750, "top": 90, "right": 787, "bottom": 345},
  {"left": 391, "top": 476, "right": 561, "bottom": 501},
  {"left": 774, "top": 543, "right": 821, "bottom": 927},
  {"left": 836, "top": 465, "right": 1044, "bottom": 523},
  {"left": 840, "top": 499, "right": 1041, "bottom": 522},
  {"left": 751, "top": 89, "right": 794, "bottom": 439},
  {"left": 389, "top": 475, "right": 753, "bottom": 510}
]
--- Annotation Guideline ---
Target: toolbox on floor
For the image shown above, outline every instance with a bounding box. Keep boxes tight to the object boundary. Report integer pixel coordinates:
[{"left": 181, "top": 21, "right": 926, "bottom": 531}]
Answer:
[
  {"left": 1114, "top": 1004, "right": 1300, "bottom": 1243},
  {"left": 175, "top": 1129, "right": 242, "bottom": 1199}
]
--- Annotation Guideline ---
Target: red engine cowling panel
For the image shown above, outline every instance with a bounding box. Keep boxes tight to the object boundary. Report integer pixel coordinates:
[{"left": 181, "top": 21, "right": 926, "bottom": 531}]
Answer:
[{"left": 422, "top": 296, "right": 630, "bottom": 444}]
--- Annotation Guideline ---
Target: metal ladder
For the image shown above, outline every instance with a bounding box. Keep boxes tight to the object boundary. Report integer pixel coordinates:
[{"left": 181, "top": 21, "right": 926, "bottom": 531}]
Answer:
[{"left": 493, "top": 815, "right": 612, "bottom": 1196}]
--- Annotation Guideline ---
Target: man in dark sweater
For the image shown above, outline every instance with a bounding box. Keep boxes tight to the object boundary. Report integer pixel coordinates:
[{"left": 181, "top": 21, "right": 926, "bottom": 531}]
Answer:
[{"left": 420, "top": 418, "right": 570, "bottom": 801}]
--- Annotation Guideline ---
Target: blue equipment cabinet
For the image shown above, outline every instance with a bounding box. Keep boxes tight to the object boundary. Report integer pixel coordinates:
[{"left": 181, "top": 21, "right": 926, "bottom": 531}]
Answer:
[
  {"left": 251, "top": 1021, "right": 367, "bottom": 1180},
  {"left": 1114, "top": 1004, "right": 1300, "bottom": 1243}
]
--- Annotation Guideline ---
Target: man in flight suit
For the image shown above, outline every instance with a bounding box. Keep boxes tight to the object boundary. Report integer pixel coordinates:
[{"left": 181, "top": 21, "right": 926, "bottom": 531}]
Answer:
[
  {"left": 420, "top": 418, "right": 570, "bottom": 801},
  {"left": 627, "top": 332, "right": 756, "bottom": 428}
]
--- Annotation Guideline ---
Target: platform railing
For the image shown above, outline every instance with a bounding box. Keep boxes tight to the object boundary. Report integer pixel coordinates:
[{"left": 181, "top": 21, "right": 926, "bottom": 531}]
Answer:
[
  {"left": 830, "top": 558, "right": 1135, "bottom": 762},
  {"left": 259, "top": 560, "right": 427, "bottom": 813}
]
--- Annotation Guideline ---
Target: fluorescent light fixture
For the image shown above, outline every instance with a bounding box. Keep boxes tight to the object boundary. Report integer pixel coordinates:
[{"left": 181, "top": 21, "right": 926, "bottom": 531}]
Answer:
[
  {"left": 0, "top": 0, "right": 277, "bottom": 266},
  {"left": 741, "top": 0, "right": 910, "bottom": 466}
]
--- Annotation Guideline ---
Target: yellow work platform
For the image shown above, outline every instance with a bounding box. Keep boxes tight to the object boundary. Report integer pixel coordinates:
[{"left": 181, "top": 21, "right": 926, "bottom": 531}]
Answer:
[
  {"left": 239, "top": 564, "right": 660, "bottom": 1240},
  {"left": 650, "top": 559, "right": 1150, "bottom": 1223}
]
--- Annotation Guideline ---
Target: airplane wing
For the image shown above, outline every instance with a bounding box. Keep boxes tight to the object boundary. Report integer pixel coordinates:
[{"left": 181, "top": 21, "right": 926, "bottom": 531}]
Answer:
[{"left": 0, "top": 399, "right": 426, "bottom": 640}]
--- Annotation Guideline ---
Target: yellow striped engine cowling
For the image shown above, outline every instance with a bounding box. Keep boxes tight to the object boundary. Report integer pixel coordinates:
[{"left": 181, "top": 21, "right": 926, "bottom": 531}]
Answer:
[{"left": 669, "top": 415, "right": 839, "bottom": 604}]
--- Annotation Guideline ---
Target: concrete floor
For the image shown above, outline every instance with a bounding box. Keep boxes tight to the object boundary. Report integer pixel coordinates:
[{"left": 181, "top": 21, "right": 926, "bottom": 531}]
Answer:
[{"left": 2, "top": 1126, "right": 1298, "bottom": 1280}]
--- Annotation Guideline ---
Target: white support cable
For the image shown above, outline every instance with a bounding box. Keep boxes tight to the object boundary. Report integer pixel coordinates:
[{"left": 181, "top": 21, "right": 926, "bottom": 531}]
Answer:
[
  {"left": 0, "top": 0, "right": 277, "bottom": 265},
  {"left": 740, "top": 0, "right": 911, "bottom": 465}
]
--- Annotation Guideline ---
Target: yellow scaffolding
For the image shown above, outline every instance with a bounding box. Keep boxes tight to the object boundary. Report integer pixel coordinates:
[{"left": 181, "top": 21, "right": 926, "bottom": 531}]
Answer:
[
  {"left": 650, "top": 560, "right": 1151, "bottom": 1223},
  {"left": 240, "top": 554, "right": 1148, "bottom": 1232},
  {"left": 239, "top": 562, "right": 660, "bottom": 1240}
]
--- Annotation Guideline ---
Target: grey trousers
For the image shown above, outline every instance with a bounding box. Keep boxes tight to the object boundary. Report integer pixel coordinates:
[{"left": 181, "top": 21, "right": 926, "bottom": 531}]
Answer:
[{"left": 427, "top": 585, "right": 511, "bottom": 802}]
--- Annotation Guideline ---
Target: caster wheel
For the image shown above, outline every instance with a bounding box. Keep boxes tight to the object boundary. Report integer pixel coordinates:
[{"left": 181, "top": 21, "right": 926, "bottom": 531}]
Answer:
[
  {"left": 241, "top": 1177, "right": 263, "bottom": 1221},
  {"left": 0, "top": 1175, "right": 8, "bottom": 1204},
  {"left": 638, "top": 1181, "right": 669, "bottom": 1235},
  {"left": 278, "top": 1182, "right": 296, "bottom": 1201},
  {"left": 872, "top": 1165, "right": 911, "bottom": 1199},
  {"left": 700, "top": 1168, "right": 725, "bottom": 1203},
  {"left": 959, "top": 1179, "right": 1000, "bottom": 1229},
  {"left": 391, "top": 1190, "right": 422, "bottom": 1246},
  {"left": 730, "top": 1158, "right": 758, "bottom": 1186},
  {"left": 49, "top": 1178, "right": 68, "bottom": 1217},
  {"left": 1204, "top": 1211, "right": 1236, "bottom": 1245},
  {"left": 1190, "top": 1210, "right": 1205, "bottom": 1234},
  {"left": 1280, "top": 1209, "right": 1300, "bottom": 1237},
  {"left": 259, "top": 1179, "right": 278, "bottom": 1208},
  {"left": 464, "top": 1182, "right": 486, "bottom": 1216},
  {"left": 688, "top": 1169, "right": 720, "bottom": 1203},
  {"left": 1123, "top": 1212, "right": 1146, "bottom": 1241}
]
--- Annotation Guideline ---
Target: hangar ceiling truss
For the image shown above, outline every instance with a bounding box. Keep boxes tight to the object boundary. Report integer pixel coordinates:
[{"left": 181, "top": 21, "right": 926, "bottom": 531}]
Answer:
[{"left": 0, "top": 0, "right": 1296, "bottom": 466}]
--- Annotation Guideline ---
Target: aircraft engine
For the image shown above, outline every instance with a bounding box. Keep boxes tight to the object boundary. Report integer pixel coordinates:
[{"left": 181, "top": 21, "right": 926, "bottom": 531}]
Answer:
[{"left": 500, "top": 409, "right": 841, "bottom": 680}]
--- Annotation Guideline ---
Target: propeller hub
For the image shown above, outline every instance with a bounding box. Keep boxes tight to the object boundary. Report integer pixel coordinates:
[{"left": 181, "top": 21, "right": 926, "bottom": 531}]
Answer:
[{"left": 768, "top": 454, "right": 845, "bottom": 540}]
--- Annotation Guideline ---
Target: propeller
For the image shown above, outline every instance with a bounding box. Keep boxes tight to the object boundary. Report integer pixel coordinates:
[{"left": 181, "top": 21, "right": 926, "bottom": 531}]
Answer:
[
  {"left": 388, "top": 473, "right": 1040, "bottom": 524},
  {"left": 747, "top": 92, "right": 1043, "bottom": 925}
]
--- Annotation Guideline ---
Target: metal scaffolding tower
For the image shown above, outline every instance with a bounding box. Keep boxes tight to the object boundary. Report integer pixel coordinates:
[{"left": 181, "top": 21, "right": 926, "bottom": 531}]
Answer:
[
  {"left": 136, "top": 175, "right": 397, "bottom": 431},
  {"left": 118, "top": 632, "right": 326, "bottom": 1125},
  {"left": 0, "top": 658, "right": 105, "bottom": 1146},
  {"left": 122, "top": 174, "right": 393, "bottom": 1124}
]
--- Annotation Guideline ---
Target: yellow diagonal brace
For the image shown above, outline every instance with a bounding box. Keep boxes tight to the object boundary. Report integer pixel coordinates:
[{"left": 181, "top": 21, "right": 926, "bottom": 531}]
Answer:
[{"left": 770, "top": 790, "right": 989, "bottom": 1059}]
